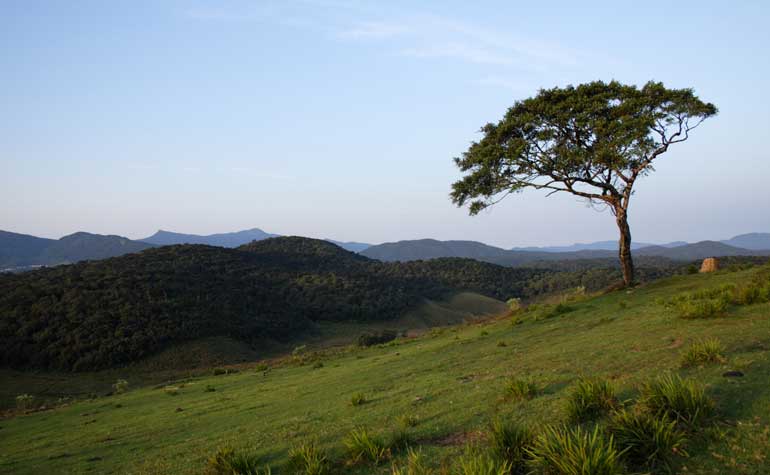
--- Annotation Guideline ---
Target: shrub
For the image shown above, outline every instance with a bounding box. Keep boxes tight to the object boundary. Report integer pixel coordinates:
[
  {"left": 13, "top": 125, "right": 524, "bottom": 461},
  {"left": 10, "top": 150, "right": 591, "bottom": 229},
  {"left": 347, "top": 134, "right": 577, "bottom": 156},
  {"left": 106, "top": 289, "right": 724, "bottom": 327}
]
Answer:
[
  {"left": 344, "top": 427, "right": 389, "bottom": 464},
  {"left": 164, "top": 386, "right": 180, "bottom": 396},
  {"left": 566, "top": 378, "right": 618, "bottom": 422},
  {"left": 680, "top": 338, "right": 725, "bottom": 367},
  {"left": 504, "top": 377, "right": 539, "bottom": 401},
  {"left": 359, "top": 330, "right": 398, "bottom": 347},
  {"left": 609, "top": 409, "right": 687, "bottom": 473},
  {"left": 205, "top": 385, "right": 216, "bottom": 392},
  {"left": 288, "top": 441, "right": 331, "bottom": 475},
  {"left": 255, "top": 363, "right": 270, "bottom": 372},
  {"left": 527, "top": 425, "right": 625, "bottom": 475},
  {"left": 213, "top": 368, "right": 228, "bottom": 376},
  {"left": 16, "top": 394, "right": 34, "bottom": 411},
  {"left": 488, "top": 419, "right": 533, "bottom": 473},
  {"left": 312, "top": 361, "right": 324, "bottom": 370},
  {"left": 507, "top": 298, "right": 522, "bottom": 312},
  {"left": 351, "top": 392, "right": 367, "bottom": 406},
  {"left": 641, "top": 374, "right": 715, "bottom": 427},
  {"left": 112, "top": 379, "right": 129, "bottom": 394},
  {"left": 206, "top": 447, "right": 272, "bottom": 475},
  {"left": 453, "top": 449, "right": 512, "bottom": 475},
  {"left": 391, "top": 448, "right": 434, "bottom": 475}
]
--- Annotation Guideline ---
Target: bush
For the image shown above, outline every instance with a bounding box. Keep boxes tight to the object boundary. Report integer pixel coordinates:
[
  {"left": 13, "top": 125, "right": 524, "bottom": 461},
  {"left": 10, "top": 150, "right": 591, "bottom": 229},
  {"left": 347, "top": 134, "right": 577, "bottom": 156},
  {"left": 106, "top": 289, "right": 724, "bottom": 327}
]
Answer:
[
  {"left": 112, "top": 379, "right": 129, "bottom": 394},
  {"left": 205, "top": 385, "right": 216, "bottom": 392},
  {"left": 566, "top": 378, "right": 618, "bottom": 422},
  {"left": 641, "top": 374, "right": 715, "bottom": 427},
  {"left": 288, "top": 441, "right": 331, "bottom": 475},
  {"left": 680, "top": 338, "right": 725, "bottom": 367},
  {"left": 527, "top": 425, "right": 625, "bottom": 475},
  {"left": 312, "top": 361, "right": 324, "bottom": 370},
  {"left": 453, "top": 449, "right": 512, "bottom": 475},
  {"left": 351, "top": 392, "right": 367, "bottom": 406},
  {"left": 488, "top": 419, "right": 533, "bottom": 473},
  {"left": 391, "top": 448, "right": 434, "bottom": 475},
  {"left": 16, "top": 394, "right": 34, "bottom": 411},
  {"left": 206, "top": 447, "right": 272, "bottom": 475},
  {"left": 609, "top": 409, "right": 687, "bottom": 473},
  {"left": 344, "top": 427, "right": 389, "bottom": 464},
  {"left": 359, "top": 330, "right": 398, "bottom": 347},
  {"left": 504, "top": 377, "right": 540, "bottom": 401},
  {"left": 164, "top": 386, "right": 180, "bottom": 396},
  {"left": 255, "top": 363, "right": 270, "bottom": 372}
]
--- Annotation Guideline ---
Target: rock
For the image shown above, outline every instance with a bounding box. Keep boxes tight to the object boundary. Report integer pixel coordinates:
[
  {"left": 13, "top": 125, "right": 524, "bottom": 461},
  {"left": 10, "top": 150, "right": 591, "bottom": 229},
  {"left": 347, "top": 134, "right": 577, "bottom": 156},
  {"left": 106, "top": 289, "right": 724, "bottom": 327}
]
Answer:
[
  {"left": 700, "top": 257, "right": 720, "bottom": 273},
  {"left": 722, "top": 370, "right": 744, "bottom": 377}
]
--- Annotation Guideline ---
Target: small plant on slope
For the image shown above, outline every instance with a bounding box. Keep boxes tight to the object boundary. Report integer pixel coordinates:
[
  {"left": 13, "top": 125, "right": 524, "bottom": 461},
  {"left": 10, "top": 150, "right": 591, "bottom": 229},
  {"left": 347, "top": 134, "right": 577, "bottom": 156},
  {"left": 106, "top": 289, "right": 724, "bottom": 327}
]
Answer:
[
  {"left": 288, "top": 441, "right": 331, "bottom": 475},
  {"left": 391, "top": 448, "right": 434, "bottom": 475},
  {"left": 350, "top": 392, "right": 367, "bottom": 406},
  {"left": 609, "top": 409, "right": 687, "bottom": 473},
  {"left": 680, "top": 338, "right": 725, "bottom": 367},
  {"left": 453, "top": 448, "right": 512, "bottom": 475},
  {"left": 206, "top": 447, "right": 272, "bottom": 475},
  {"left": 112, "top": 379, "right": 129, "bottom": 394},
  {"left": 526, "top": 425, "right": 626, "bottom": 475},
  {"left": 566, "top": 378, "right": 619, "bottom": 422},
  {"left": 504, "top": 377, "right": 540, "bottom": 401},
  {"left": 344, "top": 427, "right": 389, "bottom": 465},
  {"left": 641, "top": 374, "right": 715, "bottom": 428},
  {"left": 488, "top": 419, "right": 533, "bottom": 474}
]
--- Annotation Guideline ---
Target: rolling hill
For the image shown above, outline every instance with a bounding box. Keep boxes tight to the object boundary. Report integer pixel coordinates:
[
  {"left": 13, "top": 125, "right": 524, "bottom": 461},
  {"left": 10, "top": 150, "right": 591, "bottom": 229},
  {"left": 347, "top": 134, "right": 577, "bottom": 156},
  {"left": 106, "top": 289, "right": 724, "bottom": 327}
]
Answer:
[
  {"left": 0, "top": 237, "right": 552, "bottom": 371},
  {"left": 362, "top": 238, "right": 770, "bottom": 266},
  {"left": 2, "top": 263, "right": 770, "bottom": 474},
  {"left": 0, "top": 230, "right": 153, "bottom": 269},
  {"left": 140, "top": 228, "right": 278, "bottom": 247}
]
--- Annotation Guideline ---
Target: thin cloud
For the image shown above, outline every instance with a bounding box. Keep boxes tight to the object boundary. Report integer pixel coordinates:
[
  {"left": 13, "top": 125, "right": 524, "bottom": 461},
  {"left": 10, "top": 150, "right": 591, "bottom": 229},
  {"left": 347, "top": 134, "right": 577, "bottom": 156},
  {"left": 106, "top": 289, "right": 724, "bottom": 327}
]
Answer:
[{"left": 338, "top": 21, "right": 409, "bottom": 39}]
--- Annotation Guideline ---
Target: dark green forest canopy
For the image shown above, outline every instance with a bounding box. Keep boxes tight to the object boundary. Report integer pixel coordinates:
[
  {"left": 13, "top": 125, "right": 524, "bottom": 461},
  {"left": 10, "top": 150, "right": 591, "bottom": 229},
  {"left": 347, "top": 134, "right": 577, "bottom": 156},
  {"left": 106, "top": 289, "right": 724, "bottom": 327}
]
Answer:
[{"left": 0, "top": 237, "right": 552, "bottom": 371}]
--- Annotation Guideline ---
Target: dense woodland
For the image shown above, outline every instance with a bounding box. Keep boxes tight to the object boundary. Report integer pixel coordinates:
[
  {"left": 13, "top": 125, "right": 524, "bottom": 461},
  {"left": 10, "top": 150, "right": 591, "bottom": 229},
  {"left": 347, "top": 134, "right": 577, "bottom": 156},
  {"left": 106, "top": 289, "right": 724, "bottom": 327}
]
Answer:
[{"left": 2, "top": 237, "right": 751, "bottom": 371}]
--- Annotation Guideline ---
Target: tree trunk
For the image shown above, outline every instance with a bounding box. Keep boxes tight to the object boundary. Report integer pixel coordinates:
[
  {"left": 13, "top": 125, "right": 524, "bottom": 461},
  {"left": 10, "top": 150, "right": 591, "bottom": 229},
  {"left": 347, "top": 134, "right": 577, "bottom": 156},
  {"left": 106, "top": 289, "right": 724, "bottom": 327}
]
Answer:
[{"left": 615, "top": 208, "right": 635, "bottom": 287}]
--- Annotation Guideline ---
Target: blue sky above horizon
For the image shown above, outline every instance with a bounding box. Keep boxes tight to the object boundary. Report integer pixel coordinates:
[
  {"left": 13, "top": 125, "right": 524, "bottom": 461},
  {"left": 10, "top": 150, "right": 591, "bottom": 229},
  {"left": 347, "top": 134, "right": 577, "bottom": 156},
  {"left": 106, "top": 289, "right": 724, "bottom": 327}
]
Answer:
[{"left": 1, "top": 0, "right": 768, "bottom": 247}]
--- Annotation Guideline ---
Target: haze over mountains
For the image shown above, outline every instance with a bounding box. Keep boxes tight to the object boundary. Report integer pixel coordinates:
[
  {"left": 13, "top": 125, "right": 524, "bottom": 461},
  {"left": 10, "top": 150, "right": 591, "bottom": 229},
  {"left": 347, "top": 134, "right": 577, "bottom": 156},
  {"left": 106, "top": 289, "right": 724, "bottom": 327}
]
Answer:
[{"left": 2, "top": 227, "right": 769, "bottom": 270}]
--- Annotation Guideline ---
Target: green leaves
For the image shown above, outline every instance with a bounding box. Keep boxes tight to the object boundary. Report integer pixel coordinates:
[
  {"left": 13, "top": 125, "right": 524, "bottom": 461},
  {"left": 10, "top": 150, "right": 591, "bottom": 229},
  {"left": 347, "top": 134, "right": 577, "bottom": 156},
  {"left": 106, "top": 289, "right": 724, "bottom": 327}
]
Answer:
[{"left": 451, "top": 80, "right": 717, "bottom": 213}]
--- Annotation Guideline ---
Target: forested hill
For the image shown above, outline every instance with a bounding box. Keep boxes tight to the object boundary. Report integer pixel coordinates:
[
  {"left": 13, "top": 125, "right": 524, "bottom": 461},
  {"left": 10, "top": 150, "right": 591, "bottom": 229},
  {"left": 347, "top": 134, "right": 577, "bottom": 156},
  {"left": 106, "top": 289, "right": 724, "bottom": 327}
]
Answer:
[{"left": 0, "top": 237, "right": 552, "bottom": 371}]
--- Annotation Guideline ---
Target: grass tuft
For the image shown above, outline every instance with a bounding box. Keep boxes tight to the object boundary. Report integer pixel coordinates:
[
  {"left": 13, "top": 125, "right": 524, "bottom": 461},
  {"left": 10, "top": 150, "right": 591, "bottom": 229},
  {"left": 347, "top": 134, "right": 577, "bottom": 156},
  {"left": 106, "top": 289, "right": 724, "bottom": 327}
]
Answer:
[
  {"left": 527, "top": 425, "right": 626, "bottom": 475},
  {"left": 504, "top": 377, "right": 539, "bottom": 401},
  {"left": 206, "top": 447, "right": 272, "bottom": 475},
  {"left": 609, "top": 409, "right": 687, "bottom": 473},
  {"left": 390, "top": 448, "right": 434, "bottom": 475},
  {"left": 566, "top": 378, "right": 618, "bottom": 422},
  {"left": 350, "top": 392, "right": 368, "bottom": 406},
  {"left": 453, "top": 448, "right": 512, "bottom": 475},
  {"left": 641, "top": 374, "right": 715, "bottom": 428},
  {"left": 287, "top": 441, "right": 331, "bottom": 475},
  {"left": 487, "top": 419, "right": 533, "bottom": 474},
  {"left": 680, "top": 338, "right": 725, "bottom": 367},
  {"left": 344, "top": 427, "right": 389, "bottom": 465}
]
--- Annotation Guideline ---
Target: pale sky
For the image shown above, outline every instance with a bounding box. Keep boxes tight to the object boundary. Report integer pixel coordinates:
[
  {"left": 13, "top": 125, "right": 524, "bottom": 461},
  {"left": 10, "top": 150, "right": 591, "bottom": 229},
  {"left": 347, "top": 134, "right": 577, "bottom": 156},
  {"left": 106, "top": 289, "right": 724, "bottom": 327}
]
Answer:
[{"left": 2, "top": 0, "right": 768, "bottom": 247}]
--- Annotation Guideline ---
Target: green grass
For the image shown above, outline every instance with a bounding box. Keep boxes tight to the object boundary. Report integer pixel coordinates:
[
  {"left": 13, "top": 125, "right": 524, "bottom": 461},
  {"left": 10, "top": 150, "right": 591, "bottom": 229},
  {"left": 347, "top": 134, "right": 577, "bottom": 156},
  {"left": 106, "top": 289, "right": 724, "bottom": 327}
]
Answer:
[
  {"left": 680, "top": 337, "right": 726, "bottom": 367},
  {"left": 527, "top": 425, "right": 625, "bottom": 475},
  {"left": 2, "top": 266, "right": 770, "bottom": 474}
]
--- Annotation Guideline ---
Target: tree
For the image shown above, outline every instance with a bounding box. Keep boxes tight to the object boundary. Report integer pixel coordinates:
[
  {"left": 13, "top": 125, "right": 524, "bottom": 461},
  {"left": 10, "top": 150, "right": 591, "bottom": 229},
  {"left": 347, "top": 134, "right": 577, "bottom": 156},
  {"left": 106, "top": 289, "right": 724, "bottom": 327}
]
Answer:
[{"left": 451, "top": 81, "right": 717, "bottom": 286}]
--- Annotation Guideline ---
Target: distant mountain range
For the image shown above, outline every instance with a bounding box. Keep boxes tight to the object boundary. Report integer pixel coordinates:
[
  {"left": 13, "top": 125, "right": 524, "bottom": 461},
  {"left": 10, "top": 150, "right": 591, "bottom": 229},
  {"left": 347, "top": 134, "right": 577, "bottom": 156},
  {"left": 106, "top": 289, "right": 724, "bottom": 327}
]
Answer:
[
  {"left": 0, "top": 230, "right": 153, "bottom": 269},
  {"left": 2, "top": 228, "right": 769, "bottom": 270},
  {"left": 361, "top": 235, "right": 770, "bottom": 265}
]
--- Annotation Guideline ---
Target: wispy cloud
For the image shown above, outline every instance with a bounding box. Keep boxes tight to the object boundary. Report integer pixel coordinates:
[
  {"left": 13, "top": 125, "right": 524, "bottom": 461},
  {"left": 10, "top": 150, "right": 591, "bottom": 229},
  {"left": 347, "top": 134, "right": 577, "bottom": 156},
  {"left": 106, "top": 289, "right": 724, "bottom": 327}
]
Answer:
[{"left": 337, "top": 21, "right": 408, "bottom": 39}]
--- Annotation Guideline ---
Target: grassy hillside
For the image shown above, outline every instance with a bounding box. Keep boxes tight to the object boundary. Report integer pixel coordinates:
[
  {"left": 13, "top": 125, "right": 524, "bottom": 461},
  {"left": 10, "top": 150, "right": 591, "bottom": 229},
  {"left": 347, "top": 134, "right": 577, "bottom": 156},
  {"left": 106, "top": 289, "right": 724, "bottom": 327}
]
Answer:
[{"left": 2, "top": 265, "right": 769, "bottom": 474}]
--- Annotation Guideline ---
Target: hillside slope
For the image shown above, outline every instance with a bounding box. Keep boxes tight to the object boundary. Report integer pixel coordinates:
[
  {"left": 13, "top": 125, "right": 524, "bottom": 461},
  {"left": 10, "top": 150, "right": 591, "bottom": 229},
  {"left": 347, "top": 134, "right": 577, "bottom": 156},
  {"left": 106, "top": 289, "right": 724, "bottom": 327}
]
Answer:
[
  {"left": 0, "top": 237, "right": 549, "bottom": 371},
  {"left": 2, "top": 265, "right": 769, "bottom": 474}
]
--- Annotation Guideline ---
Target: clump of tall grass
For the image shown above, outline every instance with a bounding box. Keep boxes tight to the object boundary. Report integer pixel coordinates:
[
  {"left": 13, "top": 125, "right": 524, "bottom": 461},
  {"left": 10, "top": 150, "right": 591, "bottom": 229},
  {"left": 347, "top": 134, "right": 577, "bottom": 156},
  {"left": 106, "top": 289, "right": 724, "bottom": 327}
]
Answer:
[
  {"left": 609, "top": 409, "right": 687, "bottom": 473},
  {"left": 640, "top": 374, "right": 715, "bottom": 428},
  {"left": 388, "top": 428, "right": 415, "bottom": 452},
  {"left": 504, "top": 377, "right": 540, "bottom": 401},
  {"left": 344, "top": 427, "right": 389, "bottom": 465},
  {"left": 566, "top": 378, "right": 619, "bottom": 422},
  {"left": 680, "top": 338, "right": 725, "bottom": 367},
  {"left": 526, "top": 425, "right": 626, "bottom": 475},
  {"left": 396, "top": 414, "right": 419, "bottom": 429},
  {"left": 487, "top": 419, "right": 533, "bottom": 474},
  {"left": 287, "top": 441, "right": 331, "bottom": 475},
  {"left": 390, "top": 448, "right": 434, "bottom": 475},
  {"left": 453, "top": 448, "right": 512, "bottom": 475},
  {"left": 206, "top": 447, "right": 272, "bottom": 475}
]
